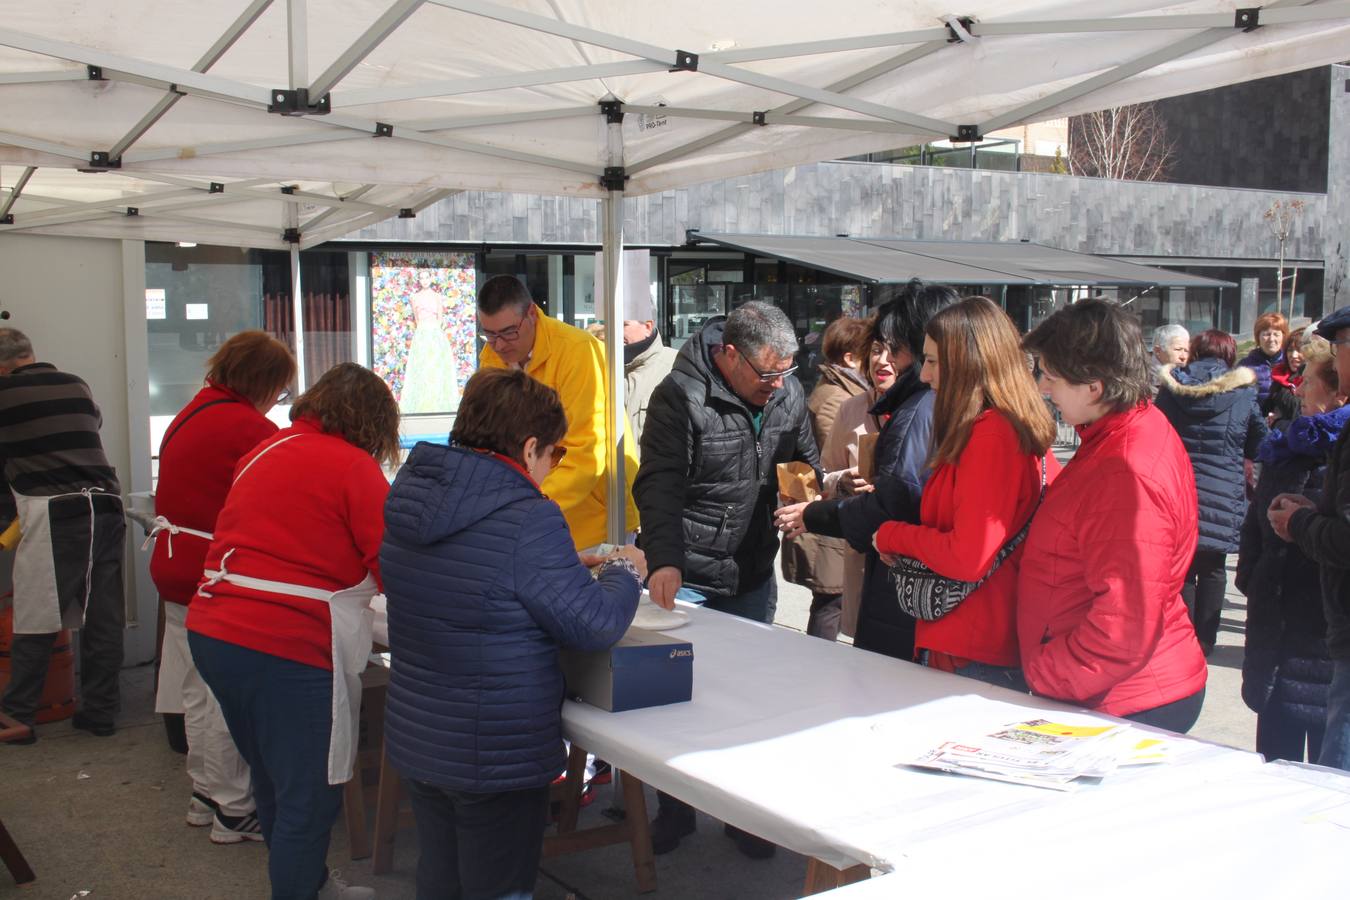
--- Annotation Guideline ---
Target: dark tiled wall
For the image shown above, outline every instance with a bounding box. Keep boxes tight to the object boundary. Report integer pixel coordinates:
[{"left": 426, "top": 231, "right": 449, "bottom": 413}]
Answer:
[{"left": 1148, "top": 66, "right": 1331, "bottom": 193}]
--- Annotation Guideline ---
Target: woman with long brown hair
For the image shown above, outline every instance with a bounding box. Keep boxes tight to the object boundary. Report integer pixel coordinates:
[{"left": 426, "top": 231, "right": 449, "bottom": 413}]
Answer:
[
  {"left": 873, "top": 296, "right": 1057, "bottom": 687},
  {"left": 187, "top": 363, "right": 400, "bottom": 900}
]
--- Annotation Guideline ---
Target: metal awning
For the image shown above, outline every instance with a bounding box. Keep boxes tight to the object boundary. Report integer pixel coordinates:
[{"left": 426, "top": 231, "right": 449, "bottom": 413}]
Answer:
[{"left": 691, "top": 232, "right": 1234, "bottom": 288}]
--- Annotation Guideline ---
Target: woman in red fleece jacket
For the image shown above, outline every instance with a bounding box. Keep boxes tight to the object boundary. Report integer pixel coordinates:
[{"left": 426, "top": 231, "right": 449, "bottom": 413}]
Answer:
[
  {"left": 150, "top": 331, "right": 294, "bottom": 844},
  {"left": 1020, "top": 300, "right": 1207, "bottom": 732},
  {"left": 873, "top": 297, "right": 1057, "bottom": 688},
  {"left": 187, "top": 364, "right": 399, "bottom": 900}
]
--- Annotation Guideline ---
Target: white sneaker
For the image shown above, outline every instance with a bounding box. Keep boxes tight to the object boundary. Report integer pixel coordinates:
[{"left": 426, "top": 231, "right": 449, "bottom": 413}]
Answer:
[
  {"left": 209, "top": 810, "right": 264, "bottom": 844},
  {"left": 186, "top": 793, "right": 216, "bottom": 827},
  {"left": 317, "top": 870, "right": 375, "bottom": 900}
]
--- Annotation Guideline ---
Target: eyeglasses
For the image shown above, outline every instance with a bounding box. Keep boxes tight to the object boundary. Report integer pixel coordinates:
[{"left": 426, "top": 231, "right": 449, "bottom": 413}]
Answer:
[
  {"left": 276, "top": 388, "right": 292, "bottom": 404},
  {"left": 739, "top": 352, "right": 798, "bottom": 384},
  {"left": 479, "top": 311, "right": 530, "bottom": 345},
  {"left": 549, "top": 445, "right": 567, "bottom": 468}
]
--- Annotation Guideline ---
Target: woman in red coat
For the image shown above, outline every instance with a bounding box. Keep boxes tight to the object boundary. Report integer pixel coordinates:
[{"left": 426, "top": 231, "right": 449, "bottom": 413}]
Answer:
[
  {"left": 150, "top": 331, "right": 295, "bottom": 843},
  {"left": 1021, "top": 299, "right": 1207, "bottom": 731},
  {"left": 873, "top": 296, "right": 1057, "bottom": 687}
]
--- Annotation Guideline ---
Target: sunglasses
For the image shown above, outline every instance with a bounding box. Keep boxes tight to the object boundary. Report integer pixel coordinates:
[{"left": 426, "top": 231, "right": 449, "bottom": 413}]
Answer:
[{"left": 549, "top": 445, "right": 567, "bottom": 468}]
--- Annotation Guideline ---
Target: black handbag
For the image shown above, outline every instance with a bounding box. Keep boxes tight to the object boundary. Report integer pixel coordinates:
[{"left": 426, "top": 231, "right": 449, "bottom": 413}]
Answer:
[{"left": 890, "top": 455, "right": 1048, "bottom": 622}]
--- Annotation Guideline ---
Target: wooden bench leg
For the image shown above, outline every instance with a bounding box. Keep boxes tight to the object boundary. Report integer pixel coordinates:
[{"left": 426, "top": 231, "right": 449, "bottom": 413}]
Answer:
[
  {"left": 0, "top": 816, "right": 35, "bottom": 886},
  {"left": 343, "top": 774, "right": 371, "bottom": 861},
  {"left": 803, "top": 858, "right": 870, "bottom": 895},
  {"left": 619, "top": 771, "right": 656, "bottom": 894},
  {"left": 371, "top": 747, "right": 403, "bottom": 875},
  {"left": 555, "top": 744, "right": 589, "bottom": 835}
]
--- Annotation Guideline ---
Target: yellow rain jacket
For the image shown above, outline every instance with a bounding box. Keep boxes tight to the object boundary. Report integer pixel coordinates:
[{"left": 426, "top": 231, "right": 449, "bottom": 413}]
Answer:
[{"left": 480, "top": 313, "right": 640, "bottom": 549}]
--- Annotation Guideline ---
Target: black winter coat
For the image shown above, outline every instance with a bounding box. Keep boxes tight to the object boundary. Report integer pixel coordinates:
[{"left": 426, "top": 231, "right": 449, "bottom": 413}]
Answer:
[
  {"left": 1290, "top": 426, "right": 1350, "bottom": 659},
  {"left": 635, "top": 318, "right": 820, "bottom": 598},
  {"left": 1236, "top": 452, "right": 1332, "bottom": 724},
  {"left": 802, "top": 369, "right": 933, "bottom": 661},
  {"left": 1156, "top": 358, "right": 1268, "bottom": 553}
]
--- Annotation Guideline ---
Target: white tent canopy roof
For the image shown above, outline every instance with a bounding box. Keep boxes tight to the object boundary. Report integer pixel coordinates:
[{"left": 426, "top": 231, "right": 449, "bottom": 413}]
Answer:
[{"left": 2, "top": 0, "right": 1350, "bottom": 248}]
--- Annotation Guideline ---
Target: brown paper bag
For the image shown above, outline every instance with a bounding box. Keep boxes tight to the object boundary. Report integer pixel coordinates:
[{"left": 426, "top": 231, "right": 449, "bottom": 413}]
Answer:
[
  {"left": 776, "top": 461, "right": 820, "bottom": 502},
  {"left": 857, "top": 433, "right": 880, "bottom": 483}
]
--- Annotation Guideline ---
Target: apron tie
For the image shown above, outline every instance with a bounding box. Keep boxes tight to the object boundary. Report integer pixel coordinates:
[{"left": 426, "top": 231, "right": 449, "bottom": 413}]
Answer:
[
  {"left": 198, "top": 548, "right": 236, "bottom": 599},
  {"left": 141, "top": 515, "right": 213, "bottom": 558}
]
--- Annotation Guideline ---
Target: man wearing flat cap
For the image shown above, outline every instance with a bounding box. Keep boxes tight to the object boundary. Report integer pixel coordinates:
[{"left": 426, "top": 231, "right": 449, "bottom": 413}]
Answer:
[{"left": 1268, "top": 305, "right": 1350, "bottom": 772}]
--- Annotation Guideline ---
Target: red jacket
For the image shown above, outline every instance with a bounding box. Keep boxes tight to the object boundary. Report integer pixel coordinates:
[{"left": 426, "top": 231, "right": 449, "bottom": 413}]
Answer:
[
  {"left": 186, "top": 418, "right": 389, "bottom": 671},
  {"left": 1017, "top": 402, "right": 1207, "bottom": 717},
  {"left": 875, "top": 411, "right": 1058, "bottom": 667},
  {"left": 149, "top": 383, "right": 277, "bottom": 606}
]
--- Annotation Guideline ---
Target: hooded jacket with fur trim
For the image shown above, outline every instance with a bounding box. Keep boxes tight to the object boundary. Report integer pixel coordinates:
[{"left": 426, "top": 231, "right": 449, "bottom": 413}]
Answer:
[{"left": 1155, "top": 358, "right": 1269, "bottom": 553}]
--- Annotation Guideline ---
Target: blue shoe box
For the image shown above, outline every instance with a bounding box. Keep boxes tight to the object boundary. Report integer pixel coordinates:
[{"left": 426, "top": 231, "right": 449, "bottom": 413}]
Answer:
[{"left": 561, "top": 626, "right": 693, "bottom": 712}]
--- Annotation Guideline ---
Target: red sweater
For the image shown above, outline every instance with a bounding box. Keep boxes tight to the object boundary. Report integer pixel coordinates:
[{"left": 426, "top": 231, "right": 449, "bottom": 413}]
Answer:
[
  {"left": 875, "top": 411, "right": 1059, "bottom": 667},
  {"left": 186, "top": 418, "right": 389, "bottom": 671},
  {"left": 1017, "top": 402, "right": 1207, "bottom": 716},
  {"left": 150, "top": 383, "right": 277, "bottom": 605}
]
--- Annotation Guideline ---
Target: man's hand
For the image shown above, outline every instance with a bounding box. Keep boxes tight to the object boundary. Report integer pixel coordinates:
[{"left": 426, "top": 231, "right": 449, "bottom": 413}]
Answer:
[
  {"left": 646, "top": 565, "right": 682, "bottom": 610},
  {"left": 614, "top": 545, "right": 648, "bottom": 582},
  {"left": 774, "top": 502, "right": 809, "bottom": 540},
  {"left": 1268, "top": 493, "right": 1315, "bottom": 542}
]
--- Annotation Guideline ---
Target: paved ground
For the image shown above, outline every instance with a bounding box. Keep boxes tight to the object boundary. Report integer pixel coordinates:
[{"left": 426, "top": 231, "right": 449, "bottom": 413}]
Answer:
[{"left": 2, "top": 566, "right": 1257, "bottom": 900}]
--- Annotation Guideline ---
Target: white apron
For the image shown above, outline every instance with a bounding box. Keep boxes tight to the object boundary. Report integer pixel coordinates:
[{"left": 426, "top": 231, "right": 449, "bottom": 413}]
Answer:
[
  {"left": 143, "top": 516, "right": 215, "bottom": 714},
  {"left": 11, "top": 487, "right": 120, "bottom": 634},
  {"left": 197, "top": 432, "right": 377, "bottom": 784}
]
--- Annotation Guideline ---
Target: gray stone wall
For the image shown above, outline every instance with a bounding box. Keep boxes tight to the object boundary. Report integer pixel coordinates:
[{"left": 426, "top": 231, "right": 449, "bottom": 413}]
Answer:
[
  {"left": 352, "top": 160, "right": 1325, "bottom": 264},
  {"left": 1326, "top": 65, "right": 1350, "bottom": 312}
]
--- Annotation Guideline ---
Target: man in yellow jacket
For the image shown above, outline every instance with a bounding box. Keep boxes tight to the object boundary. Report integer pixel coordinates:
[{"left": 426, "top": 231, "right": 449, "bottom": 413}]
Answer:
[{"left": 477, "top": 275, "right": 639, "bottom": 550}]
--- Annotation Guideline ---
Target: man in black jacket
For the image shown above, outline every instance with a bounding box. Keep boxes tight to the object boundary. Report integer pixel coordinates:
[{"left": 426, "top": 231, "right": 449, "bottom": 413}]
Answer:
[
  {"left": 1270, "top": 306, "right": 1350, "bottom": 771},
  {"left": 634, "top": 300, "right": 819, "bottom": 856}
]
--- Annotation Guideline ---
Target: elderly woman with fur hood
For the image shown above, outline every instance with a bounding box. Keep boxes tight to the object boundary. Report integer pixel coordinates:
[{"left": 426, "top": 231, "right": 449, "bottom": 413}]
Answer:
[{"left": 1157, "top": 329, "right": 1269, "bottom": 654}]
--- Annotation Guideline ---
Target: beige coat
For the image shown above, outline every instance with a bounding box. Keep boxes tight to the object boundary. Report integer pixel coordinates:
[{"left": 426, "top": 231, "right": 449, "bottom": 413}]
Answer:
[
  {"left": 625, "top": 332, "right": 679, "bottom": 450},
  {"left": 781, "top": 364, "right": 868, "bottom": 595}
]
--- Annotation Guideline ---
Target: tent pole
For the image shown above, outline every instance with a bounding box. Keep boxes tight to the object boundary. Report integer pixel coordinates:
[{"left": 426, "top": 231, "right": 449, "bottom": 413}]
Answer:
[
  {"left": 289, "top": 202, "right": 308, "bottom": 391},
  {"left": 603, "top": 113, "right": 627, "bottom": 546}
]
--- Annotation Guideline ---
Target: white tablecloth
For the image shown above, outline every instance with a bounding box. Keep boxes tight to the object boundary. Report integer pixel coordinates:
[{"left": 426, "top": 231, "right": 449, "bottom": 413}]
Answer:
[{"left": 562, "top": 604, "right": 1345, "bottom": 873}]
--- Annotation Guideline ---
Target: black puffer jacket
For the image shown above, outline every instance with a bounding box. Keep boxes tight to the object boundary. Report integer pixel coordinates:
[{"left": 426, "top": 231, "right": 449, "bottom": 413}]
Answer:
[
  {"left": 636, "top": 318, "right": 820, "bottom": 598},
  {"left": 1290, "top": 426, "right": 1350, "bottom": 660},
  {"left": 1156, "top": 358, "right": 1268, "bottom": 553},
  {"left": 803, "top": 369, "right": 932, "bottom": 661},
  {"left": 1236, "top": 451, "right": 1332, "bottom": 723}
]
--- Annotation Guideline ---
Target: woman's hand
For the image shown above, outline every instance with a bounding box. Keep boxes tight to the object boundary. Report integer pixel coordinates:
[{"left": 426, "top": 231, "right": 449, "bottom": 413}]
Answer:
[
  {"left": 1268, "top": 493, "right": 1315, "bottom": 542},
  {"left": 840, "top": 467, "right": 874, "bottom": 495},
  {"left": 614, "top": 544, "right": 648, "bottom": 582},
  {"left": 774, "top": 502, "right": 810, "bottom": 540},
  {"left": 871, "top": 530, "right": 899, "bottom": 567}
]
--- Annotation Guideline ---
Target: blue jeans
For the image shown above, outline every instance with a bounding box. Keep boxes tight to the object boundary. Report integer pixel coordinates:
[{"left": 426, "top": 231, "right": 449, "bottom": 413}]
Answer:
[
  {"left": 676, "top": 577, "right": 777, "bottom": 624},
  {"left": 952, "top": 660, "right": 1029, "bottom": 694},
  {"left": 404, "top": 779, "right": 550, "bottom": 900},
  {"left": 1318, "top": 658, "right": 1350, "bottom": 772},
  {"left": 189, "top": 633, "right": 344, "bottom": 900}
]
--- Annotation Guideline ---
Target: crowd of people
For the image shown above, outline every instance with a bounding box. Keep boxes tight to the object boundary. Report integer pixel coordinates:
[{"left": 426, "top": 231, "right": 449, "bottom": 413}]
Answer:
[{"left": 2, "top": 278, "right": 1349, "bottom": 899}]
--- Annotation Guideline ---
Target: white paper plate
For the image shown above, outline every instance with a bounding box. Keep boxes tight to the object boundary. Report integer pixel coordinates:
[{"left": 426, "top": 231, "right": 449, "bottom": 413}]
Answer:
[{"left": 631, "top": 604, "right": 690, "bottom": 631}]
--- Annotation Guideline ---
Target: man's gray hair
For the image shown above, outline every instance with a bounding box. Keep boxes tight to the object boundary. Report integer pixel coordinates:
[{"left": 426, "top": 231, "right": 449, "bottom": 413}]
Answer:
[
  {"left": 723, "top": 301, "right": 798, "bottom": 360},
  {"left": 1152, "top": 323, "right": 1189, "bottom": 350},
  {"left": 0, "top": 328, "right": 34, "bottom": 366}
]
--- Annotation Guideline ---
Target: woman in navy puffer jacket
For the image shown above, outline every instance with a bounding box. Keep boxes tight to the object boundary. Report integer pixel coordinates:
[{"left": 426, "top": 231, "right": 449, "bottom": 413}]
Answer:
[
  {"left": 1156, "top": 329, "right": 1268, "bottom": 654},
  {"left": 381, "top": 368, "right": 642, "bottom": 900}
]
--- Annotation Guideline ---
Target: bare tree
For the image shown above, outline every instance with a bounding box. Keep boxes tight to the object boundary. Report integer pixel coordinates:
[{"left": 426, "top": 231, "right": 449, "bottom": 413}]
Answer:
[
  {"left": 1265, "top": 198, "right": 1306, "bottom": 321},
  {"left": 1068, "top": 103, "right": 1176, "bottom": 182}
]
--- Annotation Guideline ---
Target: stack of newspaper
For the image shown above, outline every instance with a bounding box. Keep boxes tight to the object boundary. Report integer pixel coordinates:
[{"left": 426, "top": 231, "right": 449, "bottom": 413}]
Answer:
[{"left": 905, "top": 718, "right": 1177, "bottom": 791}]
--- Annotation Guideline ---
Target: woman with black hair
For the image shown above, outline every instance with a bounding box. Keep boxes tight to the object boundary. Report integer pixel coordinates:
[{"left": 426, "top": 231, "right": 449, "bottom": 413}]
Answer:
[{"left": 776, "top": 280, "right": 959, "bottom": 661}]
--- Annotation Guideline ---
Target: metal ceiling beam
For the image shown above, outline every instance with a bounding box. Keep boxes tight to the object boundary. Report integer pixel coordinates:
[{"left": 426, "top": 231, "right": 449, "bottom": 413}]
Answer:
[
  {"left": 0, "top": 70, "right": 87, "bottom": 85},
  {"left": 700, "top": 27, "right": 950, "bottom": 64},
  {"left": 7, "top": 186, "right": 204, "bottom": 225},
  {"left": 975, "top": 3, "right": 1350, "bottom": 36},
  {"left": 107, "top": 0, "right": 275, "bottom": 160},
  {"left": 426, "top": 0, "right": 674, "bottom": 65},
  {"left": 121, "top": 129, "right": 368, "bottom": 163},
  {"left": 978, "top": 0, "right": 1320, "bottom": 133},
  {"left": 301, "top": 184, "right": 375, "bottom": 230},
  {"left": 288, "top": 0, "right": 308, "bottom": 89},
  {"left": 624, "top": 105, "right": 919, "bottom": 134},
  {"left": 0, "top": 129, "right": 91, "bottom": 162},
  {"left": 0, "top": 26, "right": 273, "bottom": 106},
  {"left": 298, "top": 187, "right": 454, "bottom": 248},
  {"left": 628, "top": 40, "right": 946, "bottom": 176},
  {"left": 406, "top": 106, "right": 595, "bottom": 131},
  {"left": 336, "top": 59, "right": 663, "bottom": 107},
  {"left": 0, "top": 166, "right": 36, "bottom": 220},
  {"left": 0, "top": 210, "right": 123, "bottom": 233},
  {"left": 309, "top": 0, "right": 425, "bottom": 98}
]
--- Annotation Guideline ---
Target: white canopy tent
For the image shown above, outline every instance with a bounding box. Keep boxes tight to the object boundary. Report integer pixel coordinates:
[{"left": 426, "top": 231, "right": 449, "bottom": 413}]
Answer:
[{"left": 4, "top": 0, "right": 1350, "bottom": 539}]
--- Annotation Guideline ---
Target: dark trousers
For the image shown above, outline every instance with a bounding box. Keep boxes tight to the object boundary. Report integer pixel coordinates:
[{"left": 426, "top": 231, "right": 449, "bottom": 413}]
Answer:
[
  {"left": 404, "top": 779, "right": 549, "bottom": 900},
  {"left": 190, "top": 632, "right": 343, "bottom": 900},
  {"left": 1124, "top": 687, "right": 1206, "bottom": 734},
  {"left": 806, "top": 592, "right": 842, "bottom": 641},
  {"left": 2, "top": 506, "right": 124, "bottom": 726},
  {"left": 1256, "top": 704, "right": 1326, "bottom": 764},
  {"left": 1181, "top": 549, "right": 1227, "bottom": 648}
]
